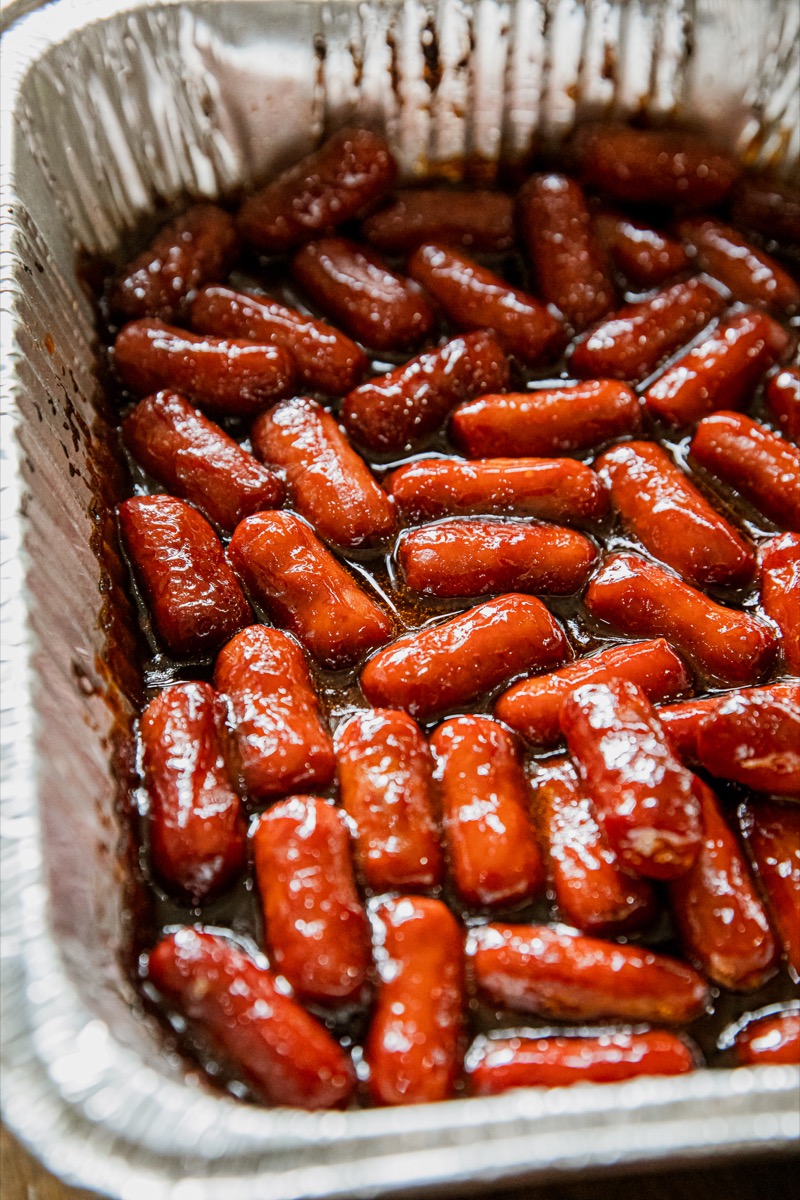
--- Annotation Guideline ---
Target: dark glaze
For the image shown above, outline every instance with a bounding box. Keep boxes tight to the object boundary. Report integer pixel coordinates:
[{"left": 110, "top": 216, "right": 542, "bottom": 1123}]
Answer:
[{"left": 89, "top": 135, "right": 800, "bottom": 1111}]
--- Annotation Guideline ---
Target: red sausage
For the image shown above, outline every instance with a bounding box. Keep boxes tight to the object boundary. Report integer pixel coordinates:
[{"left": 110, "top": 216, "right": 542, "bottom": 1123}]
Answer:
[
  {"left": 360, "top": 594, "right": 569, "bottom": 719},
  {"left": 292, "top": 238, "right": 435, "bottom": 351},
  {"left": 431, "top": 716, "right": 545, "bottom": 909},
  {"left": 238, "top": 127, "right": 396, "bottom": 252},
  {"left": 335, "top": 709, "right": 443, "bottom": 892},
  {"left": 341, "top": 331, "right": 509, "bottom": 453},
  {"left": 407, "top": 243, "right": 565, "bottom": 365},
  {"left": 229, "top": 512, "right": 392, "bottom": 669},
  {"left": 690, "top": 411, "right": 800, "bottom": 530},
  {"left": 694, "top": 684, "right": 800, "bottom": 797},
  {"left": 191, "top": 284, "right": 367, "bottom": 395},
  {"left": 366, "top": 897, "right": 464, "bottom": 1106},
  {"left": 594, "top": 211, "right": 690, "bottom": 288},
  {"left": 761, "top": 533, "right": 800, "bottom": 673},
  {"left": 584, "top": 553, "right": 776, "bottom": 686},
  {"left": 739, "top": 802, "right": 800, "bottom": 980},
  {"left": 362, "top": 189, "right": 515, "bottom": 253},
  {"left": 398, "top": 518, "right": 598, "bottom": 597},
  {"left": 569, "top": 279, "right": 726, "bottom": 384},
  {"left": 595, "top": 440, "right": 756, "bottom": 587},
  {"left": 147, "top": 929, "right": 355, "bottom": 1109},
  {"left": 495, "top": 638, "right": 692, "bottom": 748},
  {"left": 252, "top": 796, "right": 371, "bottom": 1005},
  {"left": 765, "top": 366, "right": 800, "bottom": 443},
  {"left": 117, "top": 496, "right": 251, "bottom": 657},
  {"left": 734, "top": 1011, "right": 800, "bottom": 1066},
  {"left": 560, "top": 678, "right": 703, "bottom": 880},
  {"left": 644, "top": 310, "right": 789, "bottom": 428},
  {"left": 113, "top": 319, "right": 295, "bottom": 416},
  {"left": 122, "top": 391, "right": 284, "bottom": 533},
  {"left": 214, "top": 626, "right": 335, "bottom": 802},
  {"left": 657, "top": 685, "right": 799, "bottom": 763},
  {"left": 517, "top": 174, "right": 615, "bottom": 330},
  {"left": 467, "top": 1030, "right": 696, "bottom": 1095},
  {"left": 534, "top": 757, "right": 657, "bottom": 935},
  {"left": 140, "top": 682, "right": 246, "bottom": 903},
  {"left": 452, "top": 380, "right": 641, "bottom": 458},
  {"left": 669, "top": 780, "right": 778, "bottom": 991},
  {"left": 385, "top": 456, "right": 609, "bottom": 527},
  {"left": 572, "top": 124, "right": 739, "bottom": 209},
  {"left": 470, "top": 924, "right": 710, "bottom": 1023},
  {"left": 731, "top": 175, "right": 800, "bottom": 247},
  {"left": 251, "top": 396, "right": 395, "bottom": 547},
  {"left": 679, "top": 217, "right": 800, "bottom": 312},
  {"left": 111, "top": 204, "right": 239, "bottom": 321}
]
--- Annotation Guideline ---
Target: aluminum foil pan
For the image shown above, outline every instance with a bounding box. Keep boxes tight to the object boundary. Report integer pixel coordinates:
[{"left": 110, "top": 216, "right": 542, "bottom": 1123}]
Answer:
[{"left": 1, "top": 1, "right": 799, "bottom": 1196}]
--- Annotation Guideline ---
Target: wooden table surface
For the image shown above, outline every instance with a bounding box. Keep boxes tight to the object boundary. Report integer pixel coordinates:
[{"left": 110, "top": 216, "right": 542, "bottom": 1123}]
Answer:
[{"left": 3, "top": 1123, "right": 797, "bottom": 1200}]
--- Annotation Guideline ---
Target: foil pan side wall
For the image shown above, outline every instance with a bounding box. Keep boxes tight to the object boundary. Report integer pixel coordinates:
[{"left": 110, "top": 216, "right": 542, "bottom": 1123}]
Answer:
[{"left": 1, "top": 2, "right": 799, "bottom": 1198}]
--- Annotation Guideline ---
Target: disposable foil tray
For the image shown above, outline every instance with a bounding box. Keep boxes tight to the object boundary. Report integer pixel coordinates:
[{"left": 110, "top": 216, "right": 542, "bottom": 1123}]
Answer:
[{"left": 1, "top": 2, "right": 798, "bottom": 1197}]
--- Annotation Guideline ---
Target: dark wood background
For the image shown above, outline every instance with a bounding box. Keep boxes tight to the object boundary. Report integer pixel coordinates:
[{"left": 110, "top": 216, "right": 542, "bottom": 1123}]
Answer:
[{"left": 3, "top": 1124, "right": 797, "bottom": 1200}]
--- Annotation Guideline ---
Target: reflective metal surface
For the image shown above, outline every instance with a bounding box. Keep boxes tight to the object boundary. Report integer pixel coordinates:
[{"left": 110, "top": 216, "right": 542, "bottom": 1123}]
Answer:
[{"left": 1, "top": 2, "right": 798, "bottom": 1197}]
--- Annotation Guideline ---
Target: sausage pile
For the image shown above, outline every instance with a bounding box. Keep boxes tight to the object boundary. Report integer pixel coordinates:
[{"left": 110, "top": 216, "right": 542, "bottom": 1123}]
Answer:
[{"left": 103, "top": 125, "right": 800, "bottom": 1109}]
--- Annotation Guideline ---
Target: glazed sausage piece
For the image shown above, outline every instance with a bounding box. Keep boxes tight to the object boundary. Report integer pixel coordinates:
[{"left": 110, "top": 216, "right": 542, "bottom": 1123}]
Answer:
[
  {"left": 398, "top": 518, "right": 598, "bottom": 597},
  {"left": 214, "top": 626, "right": 335, "bottom": 802},
  {"left": 760, "top": 533, "right": 800, "bottom": 674},
  {"left": 469, "top": 924, "right": 710, "bottom": 1023},
  {"left": 431, "top": 716, "right": 545, "bottom": 909},
  {"left": 292, "top": 238, "right": 435, "bottom": 352},
  {"left": 122, "top": 392, "right": 284, "bottom": 533},
  {"left": 668, "top": 780, "right": 778, "bottom": 992},
  {"left": 594, "top": 211, "right": 689, "bottom": 288},
  {"left": 147, "top": 929, "right": 355, "bottom": 1109},
  {"left": 584, "top": 553, "right": 776, "bottom": 687},
  {"left": 765, "top": 366, "right": 800, "bottom": 443},
  {"left": 467, "top": 1030, "right": 696, "bottom": 1095},
  {"left": 117, "top": 496, "right": 251, "bottom": 657},
  {"left": 733, "top": 1011, "right": 800, "bottom": 1067},
  {"left": 572, "top": 124, "right": 740, "bottom": 209},
  {"left": 693, "top": 684, "right": 800, "bottom": 797},
  {"left": 385, "top": 456, "right": 609, "bottom": 527},
  {"left": 517, "top": 174, "right": 615, "bottom": 330},
  {"left": 657, "top": 685, "right": 799, "bottom": 762},
  {"left": 252, "top": 797, "right": 371, "bottom": 1005},
  {"left": 362, "top": 189, "right": 515, "bottom": 253},
  {"left": 251, "top": 396, "right": 395, "bottom": 547},
  {"left": 335, "top": 709, "right": 443, "bottom": 892},
  {"left": 407, "top": 243, "right": 566, "bottom": 365},
  {"left": 238, "top": 127, "right": 396, "bottom": 253},
  {"left": 495, "top": 638, "right": 692, "bottom": 749},
  {"left": 110, "top": 204, "right": 240, "bottom": 322},
  {"left": 360, "top": 594, "right": 569, "bottom": 720},
  {"left": 140, "top": 682, "right": 247, "bottom": 904},
  {"left": 534, "top": 757, "right": 657, "bottom": 935},
  {"left": 730, "top": 175, "right": 800, "bottom": 247},
  {"left": 568, "top": 278, "right": 727, "bottom": 384},
  {"left": 113, "top": 320, "right": 295, "bottom": 417},
  {"left": 341, "top": 332, "right": 509, "bottom": 453},
  {"left": 451, "top": 380, "right": 641, "bottom": 459},
  {"left": 739, "top": 802, "right": 800, "bottom": 980},
  {"left": 366, "top": 897, "right": 464, "bottom": 1106},
  {"left": 689, "top": 411, "right": 800, "bottom": 531},
  {"left": 560, "top": 679, "right": 703, "bottom": 881},
  {"left": 595, "top": 441, "right": 756, "bottom": 587},
  {"left": 679, "top": 218, "right": 800, "bottom": 312},
  {"left": 191, "top": 284, "right": 367, "bottom": 395},
  {"left": 643, "top": 310, "right": 789, "bottom": 429},
  {"left": 229, "top": 512, "right": 393, "bottom": 669}
]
